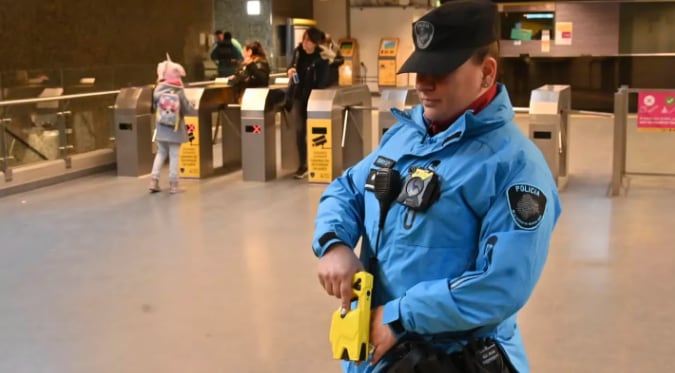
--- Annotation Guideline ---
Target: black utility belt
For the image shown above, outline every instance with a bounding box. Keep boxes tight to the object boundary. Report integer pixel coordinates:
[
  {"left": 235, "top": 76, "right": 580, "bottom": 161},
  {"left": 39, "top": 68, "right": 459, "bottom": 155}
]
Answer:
[{"left": 385, "top": 338, "right": 513, "bottom": 373}]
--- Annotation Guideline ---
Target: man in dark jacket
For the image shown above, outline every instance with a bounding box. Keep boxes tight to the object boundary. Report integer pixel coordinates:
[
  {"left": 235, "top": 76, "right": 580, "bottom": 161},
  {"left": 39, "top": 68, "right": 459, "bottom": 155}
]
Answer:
[
  {"left": 286, "top": 27, "right": 330, "bottom": 179},
  {"left": 211, "top": 32, "right": 243, "bottom": 77}
]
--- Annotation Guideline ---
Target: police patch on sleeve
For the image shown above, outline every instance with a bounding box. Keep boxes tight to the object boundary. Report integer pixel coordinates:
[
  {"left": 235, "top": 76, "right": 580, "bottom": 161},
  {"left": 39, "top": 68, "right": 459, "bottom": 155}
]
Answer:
[{"left": 506, "top": 184, "right": 547, "bottom": 230}]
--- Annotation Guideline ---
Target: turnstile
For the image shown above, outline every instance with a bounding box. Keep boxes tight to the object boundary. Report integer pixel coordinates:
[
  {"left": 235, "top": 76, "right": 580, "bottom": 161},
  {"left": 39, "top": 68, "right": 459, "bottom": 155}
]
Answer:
[
  {"left": 221, "top": 102, "right": 242, "bottom": 173},
  {"left": 528, "top": 84, "right": 570, "bottom": 188},
  {"left": 306, "top": 85, "right": 372, "bottom": 183},
  {"left": 240, "top": 88, "right": 297, "bottom": 181},
  {"left": 180, "top": 85, "right": 240, "bottom": 179},
  {"left": 114, "top": 86, "right": 154, "bottom": 177},
  {"left": 377, "top": 88, "right": 419, "bottom": 143}
]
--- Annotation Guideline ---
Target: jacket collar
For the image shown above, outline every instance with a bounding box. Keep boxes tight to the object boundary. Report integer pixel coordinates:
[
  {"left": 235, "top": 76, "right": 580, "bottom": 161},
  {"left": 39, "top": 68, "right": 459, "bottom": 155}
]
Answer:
[{"left": 391, "top": 83, "right": 514, "bottom": 152}]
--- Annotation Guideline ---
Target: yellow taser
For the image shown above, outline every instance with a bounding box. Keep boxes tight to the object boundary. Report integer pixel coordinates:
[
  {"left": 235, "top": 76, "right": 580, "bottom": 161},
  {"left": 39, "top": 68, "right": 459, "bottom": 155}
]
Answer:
[{"left": 329, "top": 271, "right": 374, "bottom": 361}]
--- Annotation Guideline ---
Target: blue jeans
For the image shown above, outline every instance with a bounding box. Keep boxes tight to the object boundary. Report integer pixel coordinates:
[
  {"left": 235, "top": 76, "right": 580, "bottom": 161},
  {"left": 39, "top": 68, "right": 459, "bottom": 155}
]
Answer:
[{"left": 151, "top": 141, "right": 181, "bottom": 182}]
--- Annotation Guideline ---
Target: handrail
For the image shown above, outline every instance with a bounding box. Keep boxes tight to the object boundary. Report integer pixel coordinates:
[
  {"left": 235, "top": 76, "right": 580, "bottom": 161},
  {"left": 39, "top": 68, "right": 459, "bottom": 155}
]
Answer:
[
  {"left": 187, "top": 80, "right": 227, "bottom": 87},
  {"left": 567, "top": 109, "right": 614, "bottom": 118},
  {"left": 189, "top": 73, "right": 287, "bottom": 88},
  {"left": 0, "top": 90, "right": 120, "bottom": 107},
  {"left": 345, "top": 105, "right": 376, "bottom": 111}
]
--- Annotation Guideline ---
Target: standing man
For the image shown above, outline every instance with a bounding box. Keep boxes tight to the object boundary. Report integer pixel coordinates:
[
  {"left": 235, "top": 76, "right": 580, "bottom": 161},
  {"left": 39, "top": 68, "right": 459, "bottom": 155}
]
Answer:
[
  {"left": 311, "top": 0, "right": 562, "bottom": 372},
  {"left": 213, "top": 30, "right": 243, "bottom": 56},
  {"left": 211, "top": 31, "right": 243, "bottom": 78}
]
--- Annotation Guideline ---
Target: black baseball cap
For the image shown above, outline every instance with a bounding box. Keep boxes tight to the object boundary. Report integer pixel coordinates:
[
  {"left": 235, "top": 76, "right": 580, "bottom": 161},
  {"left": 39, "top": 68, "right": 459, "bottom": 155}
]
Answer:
[{"left": 398, "top": 0, "right": 498, "bottom": 75}]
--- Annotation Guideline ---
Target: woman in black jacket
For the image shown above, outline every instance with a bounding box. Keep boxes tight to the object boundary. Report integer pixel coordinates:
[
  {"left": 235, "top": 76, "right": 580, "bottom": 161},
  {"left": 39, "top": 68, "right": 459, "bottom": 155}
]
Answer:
[
  {"left": 286, "top": 27, "right": 330, "bottom": 179},
  {"left": 229, "top": 41, "right": 271, "bottom": 102}
]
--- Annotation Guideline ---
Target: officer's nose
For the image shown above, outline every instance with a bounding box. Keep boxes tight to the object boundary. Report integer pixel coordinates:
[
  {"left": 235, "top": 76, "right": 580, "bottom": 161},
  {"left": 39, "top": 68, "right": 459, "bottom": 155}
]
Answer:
[{"left": 416, "top": 74, "right": 437, "bottom": 92}]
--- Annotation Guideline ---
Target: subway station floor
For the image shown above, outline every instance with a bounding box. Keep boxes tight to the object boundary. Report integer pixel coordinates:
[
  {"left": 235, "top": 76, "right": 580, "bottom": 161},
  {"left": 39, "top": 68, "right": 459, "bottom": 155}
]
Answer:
[{"left": 1, "top": 116, "right": 675, "bottom": 373}]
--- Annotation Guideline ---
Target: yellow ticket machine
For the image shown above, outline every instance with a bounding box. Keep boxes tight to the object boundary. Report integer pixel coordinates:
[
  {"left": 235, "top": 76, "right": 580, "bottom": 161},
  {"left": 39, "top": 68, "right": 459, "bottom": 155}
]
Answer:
[
  {"left": 377, "top": 37, "right": 399, "bottom": 88},
  {"left": 338, "top": 39, "right": 359, "bottom": 86}
]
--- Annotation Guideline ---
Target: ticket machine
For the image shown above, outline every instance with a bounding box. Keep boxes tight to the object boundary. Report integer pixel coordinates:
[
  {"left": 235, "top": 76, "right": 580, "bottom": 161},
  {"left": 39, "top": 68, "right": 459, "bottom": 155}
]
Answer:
[
  {"left": 338, "top": 39, "right": 360, "bottom": 86},
  {"left": 377, "top": 37, "right": 399, "bottom": 88}
]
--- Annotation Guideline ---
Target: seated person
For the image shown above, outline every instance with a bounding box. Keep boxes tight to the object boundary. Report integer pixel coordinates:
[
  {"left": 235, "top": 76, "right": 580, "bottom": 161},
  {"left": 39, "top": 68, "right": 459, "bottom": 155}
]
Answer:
[{"left": 228, "top": 41, "right": 271, "bottom": 101}]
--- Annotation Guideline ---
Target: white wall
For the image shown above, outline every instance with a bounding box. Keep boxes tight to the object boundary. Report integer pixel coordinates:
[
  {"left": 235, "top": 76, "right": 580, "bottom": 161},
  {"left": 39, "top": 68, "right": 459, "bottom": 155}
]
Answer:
[
  {"left": 349, "top": 6, "right": 430, "bottom": 90},
  {"left": 313, "top": 0, "right": 349, "bottom": 40}
]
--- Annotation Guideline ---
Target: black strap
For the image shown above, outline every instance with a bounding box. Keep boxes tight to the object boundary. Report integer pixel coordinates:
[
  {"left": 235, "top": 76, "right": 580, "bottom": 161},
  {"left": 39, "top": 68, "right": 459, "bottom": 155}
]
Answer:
[{"left": 384, "top": 338, "right": 511, "bottom": 373}]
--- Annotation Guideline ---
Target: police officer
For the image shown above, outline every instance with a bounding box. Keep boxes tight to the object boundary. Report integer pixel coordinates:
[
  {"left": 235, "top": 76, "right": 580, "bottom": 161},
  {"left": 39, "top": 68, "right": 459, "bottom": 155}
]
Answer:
[{"left": 312, "top": 0, "right": 562, "bottom": 372}]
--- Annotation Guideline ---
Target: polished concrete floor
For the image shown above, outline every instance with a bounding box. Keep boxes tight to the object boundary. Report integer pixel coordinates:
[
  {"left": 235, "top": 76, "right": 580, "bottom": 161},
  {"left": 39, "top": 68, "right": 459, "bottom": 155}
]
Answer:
[{"left": 1, "top": 115, "right": 675, "bottom": 373}]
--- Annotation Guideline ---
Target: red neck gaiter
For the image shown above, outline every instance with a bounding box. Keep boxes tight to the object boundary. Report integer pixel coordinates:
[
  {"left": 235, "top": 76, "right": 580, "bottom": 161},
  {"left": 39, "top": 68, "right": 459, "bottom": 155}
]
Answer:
[{"left": 427, "top": 83, "right": 498, "bottom": 136}]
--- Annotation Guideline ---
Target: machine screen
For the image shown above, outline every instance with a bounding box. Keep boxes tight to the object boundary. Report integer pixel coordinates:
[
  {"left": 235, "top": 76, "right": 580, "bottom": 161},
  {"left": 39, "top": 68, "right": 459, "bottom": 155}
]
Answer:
[{"left": 380, "top": 39, "right": 398, "bottom": 56}]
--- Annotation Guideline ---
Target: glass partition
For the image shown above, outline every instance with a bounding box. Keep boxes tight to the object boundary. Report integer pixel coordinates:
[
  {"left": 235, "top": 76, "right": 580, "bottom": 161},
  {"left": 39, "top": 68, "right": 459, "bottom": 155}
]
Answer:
[{"left": 0, "top": 92, "right": 118, "bottom": 171}]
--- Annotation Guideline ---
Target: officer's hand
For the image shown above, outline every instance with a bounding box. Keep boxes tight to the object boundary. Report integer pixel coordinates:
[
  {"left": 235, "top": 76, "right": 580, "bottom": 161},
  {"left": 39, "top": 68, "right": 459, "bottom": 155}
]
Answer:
[
  {"left": 287, "top": 68, "right": 297, "bottom": 78},
  {"left": 317, "top": 244, "right": 363, "bottom": 311},
  {"left": 370, "top": 306, "right": 398, "bottom": 365}
]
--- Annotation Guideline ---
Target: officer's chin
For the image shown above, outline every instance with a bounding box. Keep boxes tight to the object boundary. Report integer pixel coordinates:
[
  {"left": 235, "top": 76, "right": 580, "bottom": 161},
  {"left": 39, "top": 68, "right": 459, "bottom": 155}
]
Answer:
[{"left": 422, "top": 107, "right": 448, "bottom": 123}]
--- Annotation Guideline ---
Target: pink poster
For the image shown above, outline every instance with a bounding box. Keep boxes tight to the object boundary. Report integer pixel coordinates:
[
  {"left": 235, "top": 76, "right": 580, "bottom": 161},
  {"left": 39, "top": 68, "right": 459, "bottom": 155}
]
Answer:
[{"left": 637, "top": 91, "right": 675, "bottom": 131}]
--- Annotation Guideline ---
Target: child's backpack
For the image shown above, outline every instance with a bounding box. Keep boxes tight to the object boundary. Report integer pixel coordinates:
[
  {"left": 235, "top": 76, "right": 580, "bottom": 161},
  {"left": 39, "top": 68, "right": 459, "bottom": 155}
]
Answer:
[{"left": 155, "top": 89, "right": 181, "bottom": 131}]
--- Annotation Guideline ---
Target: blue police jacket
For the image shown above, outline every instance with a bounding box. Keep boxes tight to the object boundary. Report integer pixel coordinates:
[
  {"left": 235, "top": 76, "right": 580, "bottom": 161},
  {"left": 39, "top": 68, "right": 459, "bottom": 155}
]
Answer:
[{"left": 313, "top": 84, "right": 562, "bottom": 373}]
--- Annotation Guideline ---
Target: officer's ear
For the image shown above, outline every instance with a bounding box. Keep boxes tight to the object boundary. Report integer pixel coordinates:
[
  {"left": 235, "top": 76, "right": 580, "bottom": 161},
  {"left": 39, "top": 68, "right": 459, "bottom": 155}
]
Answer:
[{"left": 480, "top": 57, "right": 497, "bottom": 88}]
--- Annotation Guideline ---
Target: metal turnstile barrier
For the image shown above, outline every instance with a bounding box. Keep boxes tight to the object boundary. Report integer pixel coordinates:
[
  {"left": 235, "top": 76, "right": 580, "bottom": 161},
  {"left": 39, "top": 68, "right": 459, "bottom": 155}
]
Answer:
[
  {"left": 180, "top": 85, "right": 240, "bottom": 179},
  {"left": 528, "top": 85, "right": 570, "bottom": 190},
  {"left": 377, "top": 88, "right": 419, "bottom": 143},
  {"left": 240, "top": 88, "right": 297, "bottom": 182},
  {"left": 114, "top": 86, "right": 154, "bottom": 177},
  {"left": 221, "top": 102, "right": 242, "bottom": 172},
  {"left": 306, "top": 85, "right": 372, "bottom": 183},
  {"left": 610, "top": 86, "right": 675, "bottom": 196}
]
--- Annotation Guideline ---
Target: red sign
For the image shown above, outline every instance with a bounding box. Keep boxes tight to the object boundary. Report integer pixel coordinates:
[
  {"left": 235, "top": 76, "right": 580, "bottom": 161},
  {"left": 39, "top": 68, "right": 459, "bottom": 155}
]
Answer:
[{"left": 637, "top": 91, "right": 675, "bottom": 132}]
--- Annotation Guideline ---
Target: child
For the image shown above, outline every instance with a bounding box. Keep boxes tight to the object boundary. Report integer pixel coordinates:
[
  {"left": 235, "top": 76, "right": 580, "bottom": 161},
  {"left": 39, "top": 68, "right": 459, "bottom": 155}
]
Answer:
[{"left": 149, "top": 54, "right": 193, "bottom": 194}]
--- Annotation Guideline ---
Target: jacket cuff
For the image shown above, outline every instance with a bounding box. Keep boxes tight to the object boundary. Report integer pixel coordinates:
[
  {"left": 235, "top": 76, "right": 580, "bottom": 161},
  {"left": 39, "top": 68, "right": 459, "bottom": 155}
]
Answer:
[
  {"left": 383, "top": 298, "right": 406, "bottom": 338},
  {"left": 313, "top": 231, "right": 345, "bottom": 258}
]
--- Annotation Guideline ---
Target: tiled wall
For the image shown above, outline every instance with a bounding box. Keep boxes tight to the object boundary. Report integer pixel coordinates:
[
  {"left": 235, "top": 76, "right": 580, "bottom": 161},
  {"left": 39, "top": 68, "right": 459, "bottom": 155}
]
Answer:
[
  {"left": 0, "top": 0, "right": 213, "bottom": 81},
  {"left": 213, "top": 0, "right": 274, "bottom": 63}
]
